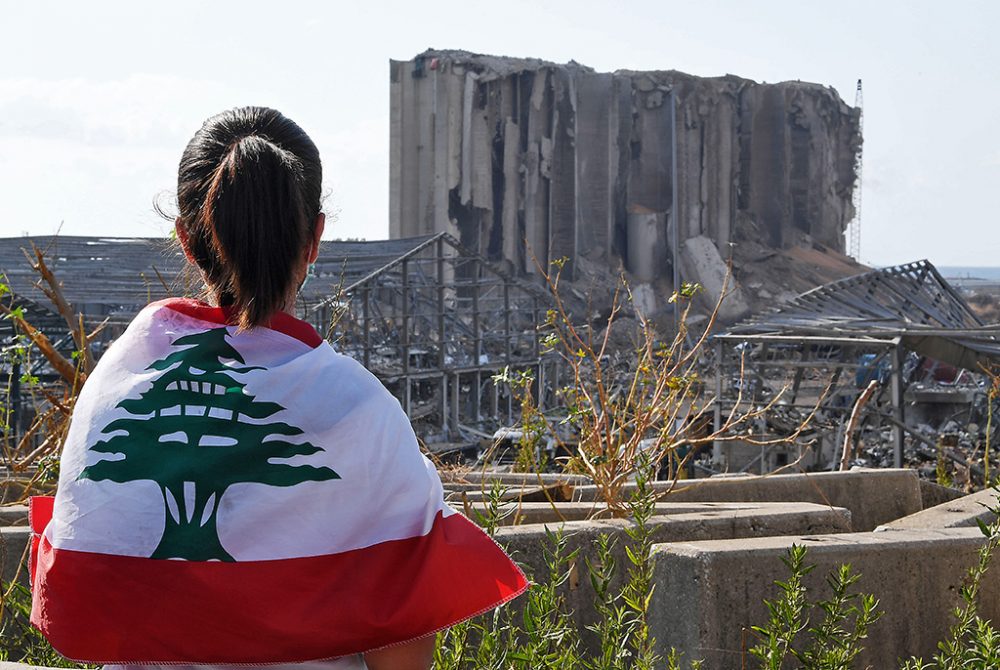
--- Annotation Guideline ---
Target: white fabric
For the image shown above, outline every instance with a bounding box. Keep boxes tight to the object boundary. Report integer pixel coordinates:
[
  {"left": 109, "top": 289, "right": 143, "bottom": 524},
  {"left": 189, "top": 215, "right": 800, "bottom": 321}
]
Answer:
[{"left": 50, "top": 303, "right": 452, "bottom": 560}]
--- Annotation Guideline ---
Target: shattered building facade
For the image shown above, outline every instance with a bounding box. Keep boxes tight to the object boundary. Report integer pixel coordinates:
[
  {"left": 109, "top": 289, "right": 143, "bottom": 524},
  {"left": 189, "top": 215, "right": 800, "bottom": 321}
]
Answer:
[{"left": 390, "top": 50, "right": 862, "bottom": 298}]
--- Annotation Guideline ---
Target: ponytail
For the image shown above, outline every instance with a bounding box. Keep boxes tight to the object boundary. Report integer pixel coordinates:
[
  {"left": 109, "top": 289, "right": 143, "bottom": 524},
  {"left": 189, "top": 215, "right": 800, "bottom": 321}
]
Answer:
[{"left": 176, "top": 107, "right": 322, "bottom": 330}]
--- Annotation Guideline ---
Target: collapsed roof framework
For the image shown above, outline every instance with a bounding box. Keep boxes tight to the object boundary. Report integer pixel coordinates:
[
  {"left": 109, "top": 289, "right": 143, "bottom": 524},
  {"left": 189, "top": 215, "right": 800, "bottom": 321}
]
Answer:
[
  {"left": 715, "top": 260, "right": 1000, "bottom": 473},
  {"left": 311, "top": 232, "right": 552, "bottom": 442},
  {"left": 0, "top": 235, "right": 551, "bottom": 446}
]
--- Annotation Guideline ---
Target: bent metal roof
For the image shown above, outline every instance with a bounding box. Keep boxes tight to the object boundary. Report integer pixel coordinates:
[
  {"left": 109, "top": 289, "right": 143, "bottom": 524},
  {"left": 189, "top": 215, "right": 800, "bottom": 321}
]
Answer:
[
  {"left": 726, "top": 260, "right": 1000, "bottom": 371},
  {"left": 0, "top": 234, "right": 440, "bottom": 322}
]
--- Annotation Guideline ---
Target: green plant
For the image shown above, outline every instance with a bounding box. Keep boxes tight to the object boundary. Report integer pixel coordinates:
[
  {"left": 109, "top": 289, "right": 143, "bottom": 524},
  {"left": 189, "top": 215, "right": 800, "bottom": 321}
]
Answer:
[
  {"left": 618, "top": 457, "right": 661, "bottom": 669},
  {"left": 433, "top": 456, "right": 704, "bottom": 670},
  {"left": 749, "top": 545, "right": 881, "bottom": 670},
  {"left": 491, "top": 259, "right": 815, "bottom": 510},
  {"left": 585, "top": 531, "right": 630, "bottom": 669},
  {"left": 506, "top": 527, "right": 582, "bottom": 669},
  {"left": 491, "top": 366, "right": 549, "bottom": 474}
]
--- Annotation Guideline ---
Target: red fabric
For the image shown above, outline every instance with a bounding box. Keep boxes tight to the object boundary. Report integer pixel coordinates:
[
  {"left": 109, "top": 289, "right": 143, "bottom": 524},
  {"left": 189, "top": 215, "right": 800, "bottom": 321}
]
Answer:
[
  {"left": 28, "top": 496, "right": 55, "bottom": 586},
  {"left": 31, "top": 511, "right": 527, "bottom": 664},
  {"left": 154, "top": 298, "right": 324, "bottom": 348}
]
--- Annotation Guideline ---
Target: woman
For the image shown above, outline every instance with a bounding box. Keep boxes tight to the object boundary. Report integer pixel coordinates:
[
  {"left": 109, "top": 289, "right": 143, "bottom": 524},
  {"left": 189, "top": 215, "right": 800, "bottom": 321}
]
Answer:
[{"left": 30, "top": 107, "right": 527, "bottom": 669}]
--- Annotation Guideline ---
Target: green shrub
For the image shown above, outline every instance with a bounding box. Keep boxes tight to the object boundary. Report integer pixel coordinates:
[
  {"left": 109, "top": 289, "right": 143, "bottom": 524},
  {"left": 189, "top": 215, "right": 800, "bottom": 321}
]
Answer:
[{"left": 748, "top": 545, "right": 881, "bottom": 670}]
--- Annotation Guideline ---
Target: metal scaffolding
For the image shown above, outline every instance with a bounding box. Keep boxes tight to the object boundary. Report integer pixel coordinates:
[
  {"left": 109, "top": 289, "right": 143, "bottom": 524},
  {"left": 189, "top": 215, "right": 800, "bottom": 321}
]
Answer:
[
  {"left": 310, "top": 233, "right": 551, "bottom": 443},
  {"left": 0, "top": 234, "right": 551, "bottom": 446}
]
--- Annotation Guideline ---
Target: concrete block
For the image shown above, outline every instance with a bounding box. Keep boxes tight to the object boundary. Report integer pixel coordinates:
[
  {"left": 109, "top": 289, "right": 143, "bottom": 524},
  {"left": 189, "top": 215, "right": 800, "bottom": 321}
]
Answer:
[
  {"left": 497, "top": 502, "right": 849, "bottom": 645},
  {"left": 919, "top": 478, "right": 965, "bottom": 509},
  {"left": 0, "top": 505, "right": 27, "bottom": 526},
  {"left": 1, "top": 526, "right": 29, "bottom": 584},
  {"left": 501, "top": 117, "right": 521, "bottom": 264},
  {"left": 880, "top": 487, "right": 999, "bottom": 531},
  {"left": 651, "top": 528, "right": 999, "bottom": 669},
  {"left": 441, "top": 471, "right": 591, "bottom": 487},
  {"left": 1, "top": 478, "right": 30, "bottom": 504},
  {"left": 574, "top": 72, "right": 614, "bottom": 256},
  {"left": 630, "top": 282, "right": 661, "bottom": 320},
  {"left": 679, "top": 235, "right": 749, "bottom": 323},
  {"left": 446, "top": 483, "right": 575, "bottom": 505},
  {"left": 548, "top": 69, "right": 578, "bottom": 275},
  {"left": 571, "top": 469, "right": 922, "bottom": 531},
  {"left": 626, "top": 208, "right": 668, "bottom": 282},
  {"left": 461, "top": 500, "right": 851, "bottom": 528}
]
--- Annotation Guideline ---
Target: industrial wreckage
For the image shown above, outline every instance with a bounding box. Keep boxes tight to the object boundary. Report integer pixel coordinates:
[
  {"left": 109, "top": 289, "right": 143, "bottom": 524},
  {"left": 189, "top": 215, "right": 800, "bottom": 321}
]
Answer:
[
  {"left": 1, "top": 51, "right": 997, "bottom": 484},
  {"left": 1, "top": 234, "right": 999, "bottom": 486}
]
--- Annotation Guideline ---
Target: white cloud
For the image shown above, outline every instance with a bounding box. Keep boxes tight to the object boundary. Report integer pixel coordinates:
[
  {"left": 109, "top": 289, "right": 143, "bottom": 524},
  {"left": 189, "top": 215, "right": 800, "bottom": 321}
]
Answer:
[{"left": 0, "top": 74, "right": 391, "bottom": 240}]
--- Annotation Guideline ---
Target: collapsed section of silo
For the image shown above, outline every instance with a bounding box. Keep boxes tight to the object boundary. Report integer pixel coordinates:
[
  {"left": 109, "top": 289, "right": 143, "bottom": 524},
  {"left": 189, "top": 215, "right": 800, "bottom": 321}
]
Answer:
[{"left": 389, "top": 49, "right": 861, "bottom": 318}]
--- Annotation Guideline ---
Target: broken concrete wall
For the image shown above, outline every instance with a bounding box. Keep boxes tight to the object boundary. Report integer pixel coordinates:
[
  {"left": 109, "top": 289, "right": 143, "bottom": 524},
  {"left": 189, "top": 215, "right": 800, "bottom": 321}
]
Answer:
[
  {"left": 680, "top": 235, "right": 750, "bottom": 322},
  {"left": 390, "top": 50, "right": 860, "bottom": 292}
]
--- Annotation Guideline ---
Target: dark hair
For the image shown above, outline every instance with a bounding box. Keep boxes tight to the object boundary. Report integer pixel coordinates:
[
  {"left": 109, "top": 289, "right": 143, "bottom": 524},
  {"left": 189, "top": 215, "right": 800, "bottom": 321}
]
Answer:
[{"left": 176, "top": 106, "right": 322, "bottom": 330}]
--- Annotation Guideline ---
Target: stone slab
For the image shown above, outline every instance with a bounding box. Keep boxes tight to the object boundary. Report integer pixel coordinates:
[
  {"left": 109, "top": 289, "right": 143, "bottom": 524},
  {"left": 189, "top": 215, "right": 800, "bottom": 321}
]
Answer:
[
  {"left": 571, "top": 469, "right": 922, "bottom": 531},
  {"left": 447, "top": 483, "right": 575, "bottom": 504},
  {"left": 1, "top": 526, "right": 29, "bottom": 585},
  {"left": 496, "top": 502, "right": 850, "bottom": 646},
  {"left": 879, "top": 487, "right": 999, "bottom": 531},
  {"left": 918, "top": 479, "right": 966, "bottom": 510},
  {"left": 0, "top": 479, "right": 30, "bottom": 504},
  {"left": 679, "top": 235, "right": 749, "bottom": 323},
  {"left": 650, "top": 528, "right": 998, "bottom": 669},
  {"left": 461, "top": 500, "right": 851, "bottom": 528},
  {"left": 441, "top": 471, "right": 591, "bottom": 487},
  {"left": 0, "top": 505, "right": 28, "bottom": 526}
]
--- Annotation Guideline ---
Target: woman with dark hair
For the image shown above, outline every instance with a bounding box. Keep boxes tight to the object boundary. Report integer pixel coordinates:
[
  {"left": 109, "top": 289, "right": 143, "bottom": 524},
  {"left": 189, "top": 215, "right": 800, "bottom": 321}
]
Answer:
[{"left": 29, "top": 107, "right": 527, "bottom": 670}]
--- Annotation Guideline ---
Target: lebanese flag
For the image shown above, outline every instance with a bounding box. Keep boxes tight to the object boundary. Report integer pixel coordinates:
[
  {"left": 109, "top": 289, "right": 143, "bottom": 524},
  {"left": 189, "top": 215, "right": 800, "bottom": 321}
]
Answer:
[{"left": 30, "top": 298, "right": 527, "bottom": 664}]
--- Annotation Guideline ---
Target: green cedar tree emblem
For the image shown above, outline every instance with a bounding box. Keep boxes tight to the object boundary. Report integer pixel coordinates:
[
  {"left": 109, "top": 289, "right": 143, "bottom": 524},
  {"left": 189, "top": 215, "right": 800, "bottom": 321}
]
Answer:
[{"left": 80, "top": 328, "right": 339, "bottom": 562}]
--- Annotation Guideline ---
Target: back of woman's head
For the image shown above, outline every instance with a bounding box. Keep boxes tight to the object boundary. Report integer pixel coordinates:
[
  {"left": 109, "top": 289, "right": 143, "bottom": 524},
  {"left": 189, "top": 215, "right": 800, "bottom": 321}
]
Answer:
[{"left": 176, "top": 106, "right": 322, "bottom": 330}]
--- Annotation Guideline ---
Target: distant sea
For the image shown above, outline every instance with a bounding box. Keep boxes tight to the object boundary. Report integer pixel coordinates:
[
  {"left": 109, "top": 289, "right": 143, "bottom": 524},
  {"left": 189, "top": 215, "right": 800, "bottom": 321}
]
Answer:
[{"left": 937, "top": 266, "right": 1000, "bottom": 281}]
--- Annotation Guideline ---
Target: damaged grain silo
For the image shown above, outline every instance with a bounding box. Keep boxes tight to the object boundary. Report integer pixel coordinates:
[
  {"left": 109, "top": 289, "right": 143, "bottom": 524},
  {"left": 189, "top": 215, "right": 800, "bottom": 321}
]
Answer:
[{"left": 390, "top": 49, "right": 862, "bottom": 320}]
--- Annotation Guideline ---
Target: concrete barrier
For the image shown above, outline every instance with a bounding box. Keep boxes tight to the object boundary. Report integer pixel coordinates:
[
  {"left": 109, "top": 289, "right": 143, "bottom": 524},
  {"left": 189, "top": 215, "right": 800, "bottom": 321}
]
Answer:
[
  {"left": 918, "top": 479, "right": 965, "bottom": 509},
  {"left": 446, "top": 483, "right": 575, "bottom": 504},
  {"left": 441, "top": 471, "right": 591, "bottom": 487},
  {"left": 461, "top": 500, "right": 852, "bottom": 528},
  {"left": 571, "top": 469, "right": 922, "bottom": 531},
  {"left": 0, "top": 505, "right": 28, "bottom": 526},
  {"left": 1, "top": 526, "right": 29, "bottom": 584},
  {"left": 497, "top": 502, "right": 850, "bottom": 645},
  {"left": 650, "top": 528, "right": 999, "bottom": 668},
  {"left": 879, "top": 487, "right": 1000, "bottom": 531},
  {"left": 0, "top": 479, "right": 31, "bottom": 505}
]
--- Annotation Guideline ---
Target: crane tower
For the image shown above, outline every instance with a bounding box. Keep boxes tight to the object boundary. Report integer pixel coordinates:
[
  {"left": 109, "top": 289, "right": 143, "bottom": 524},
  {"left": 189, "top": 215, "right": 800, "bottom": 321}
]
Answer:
[{"left": 847, "top": 79, "right": 863, "bottom": 261}]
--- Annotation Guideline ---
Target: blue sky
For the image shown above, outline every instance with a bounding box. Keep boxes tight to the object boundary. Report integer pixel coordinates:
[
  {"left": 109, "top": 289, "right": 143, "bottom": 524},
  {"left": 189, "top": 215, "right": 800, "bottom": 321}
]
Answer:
[{"left": 1, "top": 0, "right": 997, "bottom": 266}]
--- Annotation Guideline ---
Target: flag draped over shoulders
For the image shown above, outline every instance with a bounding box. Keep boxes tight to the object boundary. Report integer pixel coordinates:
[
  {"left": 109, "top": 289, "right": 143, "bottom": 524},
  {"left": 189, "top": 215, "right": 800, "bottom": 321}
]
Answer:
[{"left": 30, "top": 298, "right": 527, "bottom": 664}]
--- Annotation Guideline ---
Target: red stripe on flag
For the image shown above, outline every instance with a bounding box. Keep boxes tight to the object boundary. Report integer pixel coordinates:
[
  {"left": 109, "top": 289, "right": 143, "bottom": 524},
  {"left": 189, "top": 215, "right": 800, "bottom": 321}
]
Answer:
[
  {"left": 28, "top": 496, "right": 54, "bottom": 586},
  {"left": 31, "top": 511, "right": 527, "bottom": 664},
  {"left": 154, "top": 298, "right": 324, "bottom": 348}
]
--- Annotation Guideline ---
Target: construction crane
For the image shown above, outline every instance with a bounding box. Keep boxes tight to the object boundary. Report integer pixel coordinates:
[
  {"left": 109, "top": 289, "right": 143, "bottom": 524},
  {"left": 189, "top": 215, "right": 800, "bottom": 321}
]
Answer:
[{"left": 847, "top": 79, "right": 863, "bottom": 261}]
